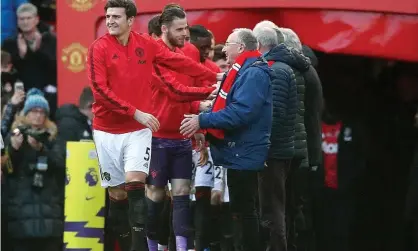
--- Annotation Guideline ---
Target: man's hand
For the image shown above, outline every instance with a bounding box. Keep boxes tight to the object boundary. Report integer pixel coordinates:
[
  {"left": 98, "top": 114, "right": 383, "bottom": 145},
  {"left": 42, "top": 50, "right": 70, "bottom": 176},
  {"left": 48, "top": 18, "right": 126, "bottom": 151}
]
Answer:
[
  {"left": 199, "top": 100, "right": 212, "bottom": 112},
  {"left": 10, "top": 131, "right": 24, "bottom": 150},
  {"left": 31, "top": 31, "right": 42, "bottom": 51},
  {"left": 28, "top": 136, "right": 43, "bottom": 151},
  {"left": 180, "top": 114, "right": 200, "bottom": 138},
  {"left": 198, "top": 146, "right": 209, "bottom": 166},
  {"left": 10, "top": 90, "right": 25, "bottom": 106},
  {"left": 17, "top": 34, "right": 28, "bottom": 58},
  {"left": 134, "top": 110, "right": 160, "bottom": 132},
  {"left": 194, "top": 133, "right": 205, "bottom": 152}
]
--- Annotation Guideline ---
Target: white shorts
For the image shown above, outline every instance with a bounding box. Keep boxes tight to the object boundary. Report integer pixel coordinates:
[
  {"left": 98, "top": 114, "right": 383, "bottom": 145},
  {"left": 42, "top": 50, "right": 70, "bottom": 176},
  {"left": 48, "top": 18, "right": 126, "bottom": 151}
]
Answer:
[
  {"left": 191, "top": 148, "right": 228, "bottom": 201},
  {"left": 93, "top": 129, "right": 152, "bottom": 188},
  {"left": 192, "top": 148, "right": 221, "bottom": 188}
]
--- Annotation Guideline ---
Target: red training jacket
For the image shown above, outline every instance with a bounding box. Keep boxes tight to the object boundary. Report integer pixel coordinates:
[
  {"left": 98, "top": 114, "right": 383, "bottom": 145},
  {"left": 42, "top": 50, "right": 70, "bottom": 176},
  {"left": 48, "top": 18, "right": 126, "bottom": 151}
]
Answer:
[
  {"left": 191, "top": 59, "right": 221, "bottom": 114},
  {"left": 151, "top": 40, "right": 215, "bottom": 139},
  {"left": 87, "top": 32, "right": 217, "bottom": 134}
]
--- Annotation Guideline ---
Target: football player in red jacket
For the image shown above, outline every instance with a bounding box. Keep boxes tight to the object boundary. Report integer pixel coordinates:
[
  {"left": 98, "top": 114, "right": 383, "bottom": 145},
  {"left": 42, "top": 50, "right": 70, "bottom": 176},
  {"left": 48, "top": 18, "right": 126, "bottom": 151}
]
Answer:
[
  {"left": 87, "top": 1, "right": 222, "bottom": 251},
  {"left": 144, "top": 6, "right": 219, "bottom": 251}
]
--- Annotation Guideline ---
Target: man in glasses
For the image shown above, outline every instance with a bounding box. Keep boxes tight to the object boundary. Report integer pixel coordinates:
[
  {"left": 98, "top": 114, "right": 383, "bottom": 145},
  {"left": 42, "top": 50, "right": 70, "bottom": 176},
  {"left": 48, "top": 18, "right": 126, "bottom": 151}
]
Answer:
[{"left": 180, "top": 28, "right": 273, "bottom": 251}]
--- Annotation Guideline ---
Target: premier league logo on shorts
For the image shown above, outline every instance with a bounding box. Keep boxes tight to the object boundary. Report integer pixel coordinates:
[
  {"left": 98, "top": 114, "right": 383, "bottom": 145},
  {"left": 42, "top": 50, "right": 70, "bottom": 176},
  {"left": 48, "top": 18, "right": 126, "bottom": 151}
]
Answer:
[{"left": 85, "top": 168, "right": 98, "bottom": 186}]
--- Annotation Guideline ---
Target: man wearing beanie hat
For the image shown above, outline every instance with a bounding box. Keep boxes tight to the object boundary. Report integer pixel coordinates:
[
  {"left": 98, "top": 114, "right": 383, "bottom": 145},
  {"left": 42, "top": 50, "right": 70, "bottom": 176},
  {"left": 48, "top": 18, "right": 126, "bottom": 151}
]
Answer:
[{"left": 23, "top": 88, "right": 50, "bottom": 117}]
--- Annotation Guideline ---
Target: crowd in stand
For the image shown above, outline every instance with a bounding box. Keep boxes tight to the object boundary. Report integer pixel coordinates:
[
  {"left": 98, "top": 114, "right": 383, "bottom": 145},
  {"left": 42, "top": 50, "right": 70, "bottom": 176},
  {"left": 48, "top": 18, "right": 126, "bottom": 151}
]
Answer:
[{"left": 1, "top": 1, "right": 418, "bottom": 251}]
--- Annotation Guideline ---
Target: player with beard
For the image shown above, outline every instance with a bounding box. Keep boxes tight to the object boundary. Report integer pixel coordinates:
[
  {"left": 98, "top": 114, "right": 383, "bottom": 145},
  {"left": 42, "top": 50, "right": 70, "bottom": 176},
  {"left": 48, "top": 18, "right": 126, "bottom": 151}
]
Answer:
[{"left": 145, "top": 6, "right": 217, "bottom": 251}]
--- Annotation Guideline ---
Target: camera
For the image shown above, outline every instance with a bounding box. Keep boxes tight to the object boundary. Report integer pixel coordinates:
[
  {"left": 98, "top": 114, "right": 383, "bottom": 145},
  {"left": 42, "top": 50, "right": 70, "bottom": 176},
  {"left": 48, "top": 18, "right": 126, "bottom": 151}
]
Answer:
[{"left": 14, "top": 125, "right": 50, "bottom": 144}]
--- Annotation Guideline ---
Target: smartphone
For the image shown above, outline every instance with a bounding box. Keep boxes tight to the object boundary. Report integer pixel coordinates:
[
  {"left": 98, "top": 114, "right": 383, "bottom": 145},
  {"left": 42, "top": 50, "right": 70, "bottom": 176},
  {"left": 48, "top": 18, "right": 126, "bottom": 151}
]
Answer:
[{"left": 14, "top": 81, "right": 24, "bottom": 92}]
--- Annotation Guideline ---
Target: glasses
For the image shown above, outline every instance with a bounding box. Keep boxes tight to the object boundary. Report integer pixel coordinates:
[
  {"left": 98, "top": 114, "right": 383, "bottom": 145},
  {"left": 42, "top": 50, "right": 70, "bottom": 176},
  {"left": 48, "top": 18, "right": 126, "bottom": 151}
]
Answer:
[{"left": 225, "top": 41, "right": 243, "bottom": 47}]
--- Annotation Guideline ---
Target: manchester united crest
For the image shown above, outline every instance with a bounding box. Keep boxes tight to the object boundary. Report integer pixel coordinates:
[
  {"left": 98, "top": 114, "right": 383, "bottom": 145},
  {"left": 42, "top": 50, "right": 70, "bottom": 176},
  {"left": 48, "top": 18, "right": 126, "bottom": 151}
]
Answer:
[
  {"left": 61, "top": 43, "right": 88, "bottom": 73},
  {"left": 67, "top": 0, "right": 98, "bottom": 12}
]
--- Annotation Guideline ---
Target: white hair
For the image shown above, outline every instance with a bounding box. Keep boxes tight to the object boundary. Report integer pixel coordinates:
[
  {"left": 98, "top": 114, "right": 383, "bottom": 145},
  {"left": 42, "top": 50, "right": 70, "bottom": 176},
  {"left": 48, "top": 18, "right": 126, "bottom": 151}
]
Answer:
[
  {"left": 254, "top": 20, "right": 285, "bottom": 44},
  {"left": 253, "top": 20, "right": 279, "bottom": 31},
  {"left": 280, "top": 28, "right": 302, "bottom": 52},
  {"left": 232, "top": 28, "right": 258, "bottom": 51},
  {"left": 253, "top": 27, "right": 279, "bottom": 49}
]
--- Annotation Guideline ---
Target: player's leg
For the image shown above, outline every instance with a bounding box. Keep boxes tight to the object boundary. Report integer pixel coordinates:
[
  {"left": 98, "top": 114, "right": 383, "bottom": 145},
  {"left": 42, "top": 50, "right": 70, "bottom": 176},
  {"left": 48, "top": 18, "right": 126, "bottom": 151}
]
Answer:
[
  {"left": 209, "top": 165, "right": 224, "bottom": 251},
  {"left": 93, "top": 130, "right": 131, "bottom": 251},
  {"left": 170, "top": 142, "right": 194, "bottom": 251},
  {"left": 193, "top": 148, "right": 215, "bottom": 251},
  {"left": 220, "top": 171, "right": 233, "bottom": 251},
  {"left": 157, "top": 188, "right": 171, "bottom": 251},
  {"left": 123, "top": 129, "right": 153, "bottom": 251},
  {"left": 145, "top": 144, "right": 170, "bottom": 251},
  {"left": 108, "top": 187, "right": 131, "bottom": 251}
]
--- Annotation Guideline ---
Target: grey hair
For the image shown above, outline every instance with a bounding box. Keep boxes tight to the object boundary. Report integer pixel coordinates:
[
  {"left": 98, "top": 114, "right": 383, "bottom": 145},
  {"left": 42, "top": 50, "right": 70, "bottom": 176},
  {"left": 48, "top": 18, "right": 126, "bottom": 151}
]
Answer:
[
  {"left": 253, "top": 20, "right": 284, "bottom": 44},
  {"left": 253, "top": 20, "right": 279, "bottom": 30},
  {"left": 253, "top": 27, "right": 279, "bottom": 49},
  {"left": 232, "top": 28, "right": 258, "bottom": 51},
  {"left": 280, "top": 28, "right": 302, "bottom": 52},
  {"left": 17, "top": 3, "right": 38, "bottom": 16}
]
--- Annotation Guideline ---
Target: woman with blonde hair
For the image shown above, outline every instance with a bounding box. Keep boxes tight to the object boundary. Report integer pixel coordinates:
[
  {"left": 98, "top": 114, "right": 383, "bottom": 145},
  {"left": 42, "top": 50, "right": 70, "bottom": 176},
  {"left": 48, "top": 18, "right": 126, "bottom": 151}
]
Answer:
[{"left": 3, "top": 88, "right": 64, "bottom": 251}]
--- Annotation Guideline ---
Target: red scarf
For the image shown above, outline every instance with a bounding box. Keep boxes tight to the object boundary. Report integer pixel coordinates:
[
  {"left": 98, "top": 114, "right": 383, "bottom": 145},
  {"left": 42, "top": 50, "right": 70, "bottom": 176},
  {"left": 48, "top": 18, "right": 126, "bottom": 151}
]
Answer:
[{"left": 207, "top": 50, "right": 261, "bottom": 139}]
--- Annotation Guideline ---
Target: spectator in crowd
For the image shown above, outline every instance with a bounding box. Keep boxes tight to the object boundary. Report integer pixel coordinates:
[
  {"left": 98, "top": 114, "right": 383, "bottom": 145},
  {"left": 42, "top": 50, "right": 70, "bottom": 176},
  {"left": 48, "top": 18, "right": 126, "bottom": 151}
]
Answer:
[
  {"left": 212, "top": 44, "right": 229, "bottom": 73},
  {"left": 1, "top": 86, "right": 26, "bottom": 138},
  {"left": 254, "top": 25, "right": 298, "bottom": 251},
  {"left": 3, "top": 88, "right": 63, "bottom": 251},
  {"left": 180, "top": 28, "right": 272, "bottom": 251},
  {"left": 1, "top": 0, "right": 27, "bottom": 44},
  {"left": 1, "top": 50, "right": 19, "bottom": 103},
  {"left": 55, "top": 86, "right": 93, "bottom": 143},
  {"left": 2, "top": 3, "right": 57, "bottom": 118}
]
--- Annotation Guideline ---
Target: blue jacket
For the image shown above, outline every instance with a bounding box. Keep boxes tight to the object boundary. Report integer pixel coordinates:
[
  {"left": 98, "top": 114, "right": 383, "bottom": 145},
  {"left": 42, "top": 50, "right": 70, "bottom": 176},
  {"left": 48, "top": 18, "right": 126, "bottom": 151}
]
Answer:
[
  {"left": 1, "top": 0, "right": 27, "bottom": 44},
  {"left": 199, "top": 57, "right": 273, "bottom": 171}
]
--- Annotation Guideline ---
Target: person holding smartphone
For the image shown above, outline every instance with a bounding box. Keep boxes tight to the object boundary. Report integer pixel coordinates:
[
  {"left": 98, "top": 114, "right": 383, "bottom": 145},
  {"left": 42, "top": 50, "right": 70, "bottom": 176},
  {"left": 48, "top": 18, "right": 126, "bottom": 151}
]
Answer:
[{"left": 1, "top": 81, "right": 26, "bottom": 138}]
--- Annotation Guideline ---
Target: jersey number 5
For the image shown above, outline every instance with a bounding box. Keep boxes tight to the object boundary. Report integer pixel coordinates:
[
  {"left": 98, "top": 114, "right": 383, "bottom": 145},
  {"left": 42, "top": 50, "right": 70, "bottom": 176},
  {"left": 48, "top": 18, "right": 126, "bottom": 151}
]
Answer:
[{"left": 144, "top": 147, "right": 151, "bottom": 161}]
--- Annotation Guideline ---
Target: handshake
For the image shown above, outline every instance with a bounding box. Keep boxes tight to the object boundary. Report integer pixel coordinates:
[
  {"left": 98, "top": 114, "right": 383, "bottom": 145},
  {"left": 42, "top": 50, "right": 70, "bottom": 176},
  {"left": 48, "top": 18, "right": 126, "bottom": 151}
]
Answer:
[{"left": 134, "top": 73, "right": 224, "bottom": 133}]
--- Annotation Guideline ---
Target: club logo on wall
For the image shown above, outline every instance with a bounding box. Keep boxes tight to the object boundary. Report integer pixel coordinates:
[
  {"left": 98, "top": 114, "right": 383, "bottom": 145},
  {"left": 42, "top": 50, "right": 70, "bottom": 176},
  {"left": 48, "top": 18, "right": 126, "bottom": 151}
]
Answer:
[
  {"left": 61, "top": 43, "right": 88, "bottom": 73},
  {"left": 67, "top": 0, "right": 98, "bottom": 12}
]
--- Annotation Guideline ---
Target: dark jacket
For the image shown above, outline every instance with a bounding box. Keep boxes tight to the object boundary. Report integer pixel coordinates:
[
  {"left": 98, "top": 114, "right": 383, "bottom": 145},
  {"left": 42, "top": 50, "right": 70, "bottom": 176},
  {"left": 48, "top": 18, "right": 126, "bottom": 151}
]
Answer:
[
  {"left": 264, "top": 44, "right": 298, "bottom": 160},
  {"left": 1, "top": 102, "right": 19, "bottom": 137},
  {"left": 55, "top": 104, "right": 92, "bottom": 142},
  {"left": 200, "top": 57, "right": 272, "bottom": 171},
  {"left": 54, "top": 104, "right": 92, "bottom": 169},
  {"left": 4, "top": 121, "right": 64, "bottom": 239},
  {"left": 277, "top": 47, "right": 310, "bottom": 163},
  {"left": 304, "top": 66, "right": 323, "bottom": 166},
  {"left": 2, "top": 32, "right": 57, "bottom": 90}
]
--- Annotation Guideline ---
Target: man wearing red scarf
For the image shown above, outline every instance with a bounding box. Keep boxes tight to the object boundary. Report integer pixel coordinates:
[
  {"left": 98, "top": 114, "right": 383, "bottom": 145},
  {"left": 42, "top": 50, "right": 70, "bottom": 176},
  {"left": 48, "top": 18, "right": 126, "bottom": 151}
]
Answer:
[{"left": 180, "top": 28, "right": 273, "bottom": 251}]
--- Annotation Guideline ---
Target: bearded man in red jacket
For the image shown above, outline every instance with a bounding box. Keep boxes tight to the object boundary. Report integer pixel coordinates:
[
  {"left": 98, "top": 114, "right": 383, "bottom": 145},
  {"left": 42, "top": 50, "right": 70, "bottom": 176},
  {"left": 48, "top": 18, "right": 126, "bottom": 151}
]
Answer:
[{"left": 144, "top": 5, "right": 218, "bottom": 251}]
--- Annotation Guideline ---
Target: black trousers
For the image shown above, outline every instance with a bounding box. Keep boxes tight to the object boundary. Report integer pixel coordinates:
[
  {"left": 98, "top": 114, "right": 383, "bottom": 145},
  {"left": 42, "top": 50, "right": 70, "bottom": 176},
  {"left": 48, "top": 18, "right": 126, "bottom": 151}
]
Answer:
[
  {"left": 259, "top": 159, "right": 291, "bottom": 251},
  {"left": 228, "top": 169, "right": 260, "bottom": 251}
]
